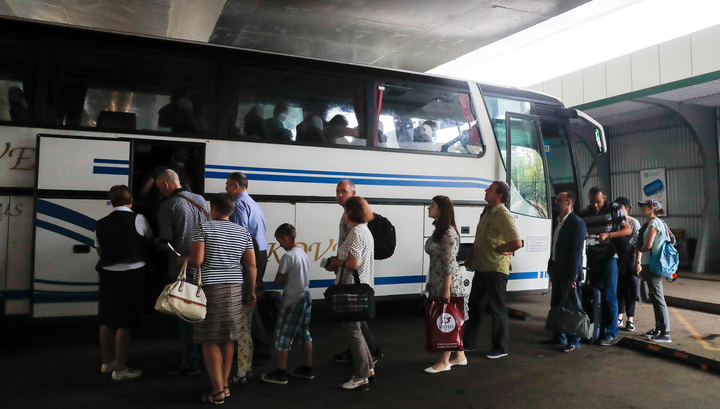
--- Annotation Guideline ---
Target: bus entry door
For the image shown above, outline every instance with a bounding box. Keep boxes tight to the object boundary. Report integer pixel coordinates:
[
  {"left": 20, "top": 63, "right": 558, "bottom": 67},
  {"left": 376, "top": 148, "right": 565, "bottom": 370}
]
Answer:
[
  {"left": 32, "top": 135, "right": 131, "bottom": 318},
  {"left": 504, "top": 114, "right": 552, "bottom": 291}
]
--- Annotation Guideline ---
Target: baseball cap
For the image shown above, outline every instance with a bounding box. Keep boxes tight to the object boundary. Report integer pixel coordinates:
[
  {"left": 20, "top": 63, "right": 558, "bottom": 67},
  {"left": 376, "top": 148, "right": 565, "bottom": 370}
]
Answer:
[
  {"left": 637, "top": 199, "right": 662, "bottom": 212},
  {"left": 614, "top": 197, "right": 631, "bottom": 207}
]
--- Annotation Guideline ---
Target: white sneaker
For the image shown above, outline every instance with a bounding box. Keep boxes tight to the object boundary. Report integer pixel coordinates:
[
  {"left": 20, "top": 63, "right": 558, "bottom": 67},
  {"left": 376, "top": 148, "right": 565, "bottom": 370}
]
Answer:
[
  {"left": 101, "top": 364, "right": 115, "bottom": 374},
  {"left": 112, "top": 368, "right": 142, "bottom": 381}
]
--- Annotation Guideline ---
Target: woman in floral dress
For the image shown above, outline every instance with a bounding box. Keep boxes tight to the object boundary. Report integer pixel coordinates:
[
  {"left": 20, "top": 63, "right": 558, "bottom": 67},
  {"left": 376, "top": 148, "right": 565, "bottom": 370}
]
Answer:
[{"left": 424, "top": 195, "right": 468, "bottom": 373}]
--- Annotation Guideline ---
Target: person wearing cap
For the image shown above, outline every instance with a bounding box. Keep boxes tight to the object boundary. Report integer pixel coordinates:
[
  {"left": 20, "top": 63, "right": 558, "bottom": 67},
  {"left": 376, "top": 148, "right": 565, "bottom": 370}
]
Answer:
[
  {"left": 637, "top": 200, "right": 672, "bottom": 343},
  {"left": 614, "top": 197, "right": 641, "bottom": 332},
  {"left": 579, "top": 187, "right": 632, "bottom": 346}
]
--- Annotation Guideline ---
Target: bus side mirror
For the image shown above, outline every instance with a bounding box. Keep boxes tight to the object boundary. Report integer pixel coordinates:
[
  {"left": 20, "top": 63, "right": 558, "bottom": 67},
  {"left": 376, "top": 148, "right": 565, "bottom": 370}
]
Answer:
[{"left": 555, "top": 108, "right": 579, "bottom": 119}]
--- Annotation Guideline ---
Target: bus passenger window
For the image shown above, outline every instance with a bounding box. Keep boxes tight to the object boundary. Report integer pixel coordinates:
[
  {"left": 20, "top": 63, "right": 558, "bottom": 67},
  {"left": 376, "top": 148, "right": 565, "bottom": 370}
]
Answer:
[
  {"left": 235, "top": 69, "right": 362, "bottom": 146},
  {"left": 51, "top": 45, "right": 216, "bottom": 135},
  {"left": 378, "top": 84, "right": 483, "bottom": 155}
]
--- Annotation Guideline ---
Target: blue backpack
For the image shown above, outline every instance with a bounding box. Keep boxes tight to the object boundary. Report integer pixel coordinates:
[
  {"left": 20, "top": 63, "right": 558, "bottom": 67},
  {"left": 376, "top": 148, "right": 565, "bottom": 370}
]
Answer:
[{"left": 650, "top": 221, "right": 679, "bottom": 278}]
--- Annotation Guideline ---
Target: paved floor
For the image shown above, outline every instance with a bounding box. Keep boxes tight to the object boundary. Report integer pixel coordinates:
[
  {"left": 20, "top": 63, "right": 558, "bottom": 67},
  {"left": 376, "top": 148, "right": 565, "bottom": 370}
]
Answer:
[
  {"left": 3, "top": 289, "right": 720, "bottom": 409},
  {"left": 665, "top": 274, "right": 720, "bottom": 304}
]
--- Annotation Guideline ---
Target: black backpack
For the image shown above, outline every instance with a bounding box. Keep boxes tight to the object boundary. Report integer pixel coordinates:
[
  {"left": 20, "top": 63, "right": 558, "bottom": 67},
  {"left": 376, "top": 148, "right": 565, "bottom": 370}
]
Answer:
[{"left": 367, "top": 212, "right": 396, "bottom": 260}]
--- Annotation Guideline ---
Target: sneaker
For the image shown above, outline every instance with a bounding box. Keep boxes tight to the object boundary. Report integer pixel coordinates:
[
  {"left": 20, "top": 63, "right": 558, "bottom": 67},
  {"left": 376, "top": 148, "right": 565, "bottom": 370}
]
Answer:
[
  {"left": 167, "top": 363, "right": 201, "bottom": 376},
  {"left": 563, "top": 344, "right": 580, "bottom": 353},
  {"left": 540, "top": 338, "right": 567, "bottom": 346},
  {"left": 333, "top": 350, "right": 352, "bottom": 364},
  {"left": 644, "top": 328, "right": 660, "bottom": 339},
  {"left": 485, "top": 349, "right": 508, "bottom": 359},
  {"left": 598, "top": 335, "right": 619, "bottom": 346},
  {"left": 650, "top": 333, "right": 672, "bottom": 343},
  {"left": 617, "top": 318, "right": 623, "bottom": 328},
  {"left": 289, "top": 366, "right": 315, "bottom": 380},
  {"left": 260, "top": 369, "right": 288, "bottom": 385},
  {"left": 626, "top": 321, "right": 635, "bottom": 332},
  {"left": 112, "top": 368, "right": 142, "bottom": 380},
  {"left": 101, "top": 363, "right": 115, "bottom": 374}
]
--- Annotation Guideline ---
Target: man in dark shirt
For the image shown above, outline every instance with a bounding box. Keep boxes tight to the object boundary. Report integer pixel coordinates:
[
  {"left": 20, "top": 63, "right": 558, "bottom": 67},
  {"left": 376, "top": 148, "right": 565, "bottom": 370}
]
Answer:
[
  {"left": 264, "top": 105, "right": 292, "bottom": 141},
  {"left": 579, "top": 187, "right": 631, "bottom": 346}
]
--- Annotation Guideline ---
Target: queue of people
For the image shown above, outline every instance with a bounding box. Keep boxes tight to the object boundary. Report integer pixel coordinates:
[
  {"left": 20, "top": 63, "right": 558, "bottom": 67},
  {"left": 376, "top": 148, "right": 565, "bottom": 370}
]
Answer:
[
  {"left": 93, "top": 174, "right": 674, "bottom": 401},
  {"left": 545, "top": 187, "right": 673, "bottom": 354}
]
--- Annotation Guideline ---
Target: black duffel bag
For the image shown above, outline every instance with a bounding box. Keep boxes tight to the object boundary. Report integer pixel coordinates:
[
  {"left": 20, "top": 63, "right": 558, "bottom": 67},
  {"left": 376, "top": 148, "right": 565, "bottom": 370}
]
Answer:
[
  {"left": 324, "top": 264, "right": 375, "bottom": 322},
  {"left": 544, "top": 290, "right": 593, "bottom": 340}
]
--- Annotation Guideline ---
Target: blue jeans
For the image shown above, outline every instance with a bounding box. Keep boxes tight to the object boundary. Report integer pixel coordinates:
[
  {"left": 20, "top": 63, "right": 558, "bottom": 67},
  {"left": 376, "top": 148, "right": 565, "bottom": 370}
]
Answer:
[{"left": 588, "top": 255, "right": 619, "bottom": 338}]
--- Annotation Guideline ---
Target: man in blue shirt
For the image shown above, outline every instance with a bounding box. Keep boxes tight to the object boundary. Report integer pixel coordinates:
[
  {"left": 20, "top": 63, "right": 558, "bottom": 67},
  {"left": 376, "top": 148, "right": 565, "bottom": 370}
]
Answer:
[{"left": 226, "top": 172, "right": 271, "bottom": 380}]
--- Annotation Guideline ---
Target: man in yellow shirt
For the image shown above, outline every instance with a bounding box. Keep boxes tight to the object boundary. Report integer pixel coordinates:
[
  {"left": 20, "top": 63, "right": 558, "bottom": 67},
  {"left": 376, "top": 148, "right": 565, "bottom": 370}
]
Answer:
[{"left": 464, "top": 181, "right": 523, "bottom": 359}]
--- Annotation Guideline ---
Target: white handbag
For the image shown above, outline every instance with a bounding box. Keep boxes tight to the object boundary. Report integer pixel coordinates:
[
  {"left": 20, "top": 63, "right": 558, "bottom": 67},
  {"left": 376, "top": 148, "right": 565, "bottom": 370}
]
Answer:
[{"left": 155, "top": 259, "right": 207, "bottom": 322}]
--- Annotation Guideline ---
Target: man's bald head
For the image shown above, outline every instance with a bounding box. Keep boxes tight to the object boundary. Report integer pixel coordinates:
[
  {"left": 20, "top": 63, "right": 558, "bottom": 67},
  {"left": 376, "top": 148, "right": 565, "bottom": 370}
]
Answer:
[{"left": 156, "top": 169, "right": 181, "bottom": 198}]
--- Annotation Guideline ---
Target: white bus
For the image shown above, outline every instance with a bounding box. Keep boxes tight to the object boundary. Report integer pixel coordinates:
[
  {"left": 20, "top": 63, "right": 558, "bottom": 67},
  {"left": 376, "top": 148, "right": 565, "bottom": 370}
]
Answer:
[{"left": 0, "top": 18, "right": 606, "bottom": 319}]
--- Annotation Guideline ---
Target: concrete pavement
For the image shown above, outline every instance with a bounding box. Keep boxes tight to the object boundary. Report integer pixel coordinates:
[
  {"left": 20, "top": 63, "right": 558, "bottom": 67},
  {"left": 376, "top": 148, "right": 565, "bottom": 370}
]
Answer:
[{"left": 2, "top": 289, "right": 720, "bottom": 409}]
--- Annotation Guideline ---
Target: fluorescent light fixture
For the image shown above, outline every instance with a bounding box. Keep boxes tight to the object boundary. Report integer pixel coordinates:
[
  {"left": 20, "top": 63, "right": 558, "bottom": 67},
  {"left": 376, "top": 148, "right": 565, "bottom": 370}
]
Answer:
[{"left": 428, "top": 0, "right": 720, "bottom": 88}]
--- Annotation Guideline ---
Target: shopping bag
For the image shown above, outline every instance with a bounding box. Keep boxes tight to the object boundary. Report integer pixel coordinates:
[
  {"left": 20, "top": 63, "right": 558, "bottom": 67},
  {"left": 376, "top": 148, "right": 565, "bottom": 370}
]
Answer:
[
  {"left": 426, "top": 297, "right": 465, "bottom": 353},
  {"left": 155, "top": 259, "right": 207, "bottom": 322},
  {"left": 324, "top": 265, "right": 375, "bottom": 322}
]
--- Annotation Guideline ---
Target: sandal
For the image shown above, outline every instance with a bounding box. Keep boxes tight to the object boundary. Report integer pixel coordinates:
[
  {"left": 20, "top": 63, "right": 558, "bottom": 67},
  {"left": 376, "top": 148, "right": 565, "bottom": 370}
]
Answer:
[
  {"left": 223, "top": 386, "right": 230, "bottom": 397},
  {"left": 200, "top": 391, "right": 225, "bottom": 405}
]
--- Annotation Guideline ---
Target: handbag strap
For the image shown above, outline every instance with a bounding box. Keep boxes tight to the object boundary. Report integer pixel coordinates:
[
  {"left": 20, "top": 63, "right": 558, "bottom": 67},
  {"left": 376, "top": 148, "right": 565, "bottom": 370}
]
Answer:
[
  {"left": 175, "top": 192, "right": 210, "bottom": 221},
  {"left": 340, "top": 260, "right": 362, "bottom": 286},
  {"left": 178, "top": 259, "right": 202, "bottom": 287}
]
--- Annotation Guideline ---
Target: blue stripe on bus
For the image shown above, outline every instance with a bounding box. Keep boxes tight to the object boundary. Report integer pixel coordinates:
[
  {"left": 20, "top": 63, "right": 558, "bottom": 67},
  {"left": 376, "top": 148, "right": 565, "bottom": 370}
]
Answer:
[
  {"left": 36, "top": 220, "right": 96, "bottom": 248},
  {"left": 34, "top": 279, "right": 98, "bottom": 286},
  {"left": 93, "top": 166, "right": 128, "bottom": 175},
  {"left": 206, "top": 164, "right": 494, "bottom": 184},
  {"left": 37, "top": 199, "right": 97, "bottom": 232},
  {"left": 509, "top": 272, "right": 546, "bottom": 280},
  {"left": 93, "top": 159, "right": 129, "bottom": 165},
  {"left": 206, "top": 172, "right": 487, "bottom": 189},
  {"left": 0, "top": 290, "right": 32, "bottom": 300}
]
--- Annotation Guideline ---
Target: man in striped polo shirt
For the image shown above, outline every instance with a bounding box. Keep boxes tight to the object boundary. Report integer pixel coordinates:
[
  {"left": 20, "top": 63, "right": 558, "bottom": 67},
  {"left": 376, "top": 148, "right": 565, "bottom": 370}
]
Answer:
[{"left": 579, "top": 186, "right": 632, "bottom": 346}]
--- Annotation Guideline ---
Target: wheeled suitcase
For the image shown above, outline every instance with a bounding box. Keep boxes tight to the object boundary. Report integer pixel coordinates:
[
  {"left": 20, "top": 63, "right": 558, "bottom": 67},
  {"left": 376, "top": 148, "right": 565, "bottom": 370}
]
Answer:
[{"left": 580, "top": 284, "right": 602, "bottom": 341}]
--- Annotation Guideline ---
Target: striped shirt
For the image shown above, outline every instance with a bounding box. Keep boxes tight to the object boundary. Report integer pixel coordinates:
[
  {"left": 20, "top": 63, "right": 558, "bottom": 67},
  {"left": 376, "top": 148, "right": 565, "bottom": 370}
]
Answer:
[
  {"left": 579, "top": 202, "right": 627, "bottom": 258},
  {"left": 191, "top": 220, "right": 254, "bottom": 286}
]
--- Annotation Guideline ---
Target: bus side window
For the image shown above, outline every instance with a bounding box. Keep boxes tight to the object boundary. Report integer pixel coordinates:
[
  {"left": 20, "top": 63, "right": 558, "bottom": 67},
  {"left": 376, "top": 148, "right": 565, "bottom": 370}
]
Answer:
[
  {"left": 234, "top": 68, "right": 363, "bottom": 146},
  {"left": 48, "top": 44, "right": 216, "bottom": 135},
  {"left": 378, "top": 83, "right": 483, "bottom": 155}
]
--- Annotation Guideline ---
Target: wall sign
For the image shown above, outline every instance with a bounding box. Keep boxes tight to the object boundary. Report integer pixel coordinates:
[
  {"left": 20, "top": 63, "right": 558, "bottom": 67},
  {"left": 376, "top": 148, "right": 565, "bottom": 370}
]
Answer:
[{"left": 640, "top": 168, "right": 667, "bottom": 214}]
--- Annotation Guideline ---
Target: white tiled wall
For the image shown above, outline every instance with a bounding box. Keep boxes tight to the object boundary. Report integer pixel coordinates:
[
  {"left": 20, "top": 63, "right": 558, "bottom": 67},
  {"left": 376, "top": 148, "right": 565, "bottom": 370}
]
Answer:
[{"left": 527, "top": 22, "right": 720, "bottom": 106}]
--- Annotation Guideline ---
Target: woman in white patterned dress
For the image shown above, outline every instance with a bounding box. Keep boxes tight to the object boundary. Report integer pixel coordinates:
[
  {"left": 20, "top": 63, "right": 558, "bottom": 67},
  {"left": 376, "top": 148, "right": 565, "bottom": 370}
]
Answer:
[
  {"left": 424, "top": 195, "right": 467, "bottom": 373},
  {"left": 325, "top": 196, "right": 375, "bottom": 390}
]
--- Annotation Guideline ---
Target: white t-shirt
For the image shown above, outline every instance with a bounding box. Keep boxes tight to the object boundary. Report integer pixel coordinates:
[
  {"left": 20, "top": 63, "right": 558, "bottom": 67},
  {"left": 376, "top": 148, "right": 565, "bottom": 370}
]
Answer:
[{"left": 278, "top": 247, "right": 310, "bottom": 308}]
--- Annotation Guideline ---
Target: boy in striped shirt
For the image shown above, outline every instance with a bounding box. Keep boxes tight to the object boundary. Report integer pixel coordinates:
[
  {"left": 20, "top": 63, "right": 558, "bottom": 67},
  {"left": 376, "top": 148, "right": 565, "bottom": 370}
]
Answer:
[{"left": 260, "top": 224, "right": 313, "bottom": 384}]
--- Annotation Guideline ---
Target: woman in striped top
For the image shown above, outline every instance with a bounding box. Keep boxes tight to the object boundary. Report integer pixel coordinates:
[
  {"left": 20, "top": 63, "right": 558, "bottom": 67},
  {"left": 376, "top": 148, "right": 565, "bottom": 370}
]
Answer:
[{"left": 188, "top": 193, "right": 256, "bottom": 404}]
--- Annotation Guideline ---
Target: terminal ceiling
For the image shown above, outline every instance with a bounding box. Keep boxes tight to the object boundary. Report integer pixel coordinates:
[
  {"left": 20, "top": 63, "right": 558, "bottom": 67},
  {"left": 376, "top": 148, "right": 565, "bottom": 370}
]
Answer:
[{"left": 0, "top": 0, "right": 590, "bottom": 73}]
